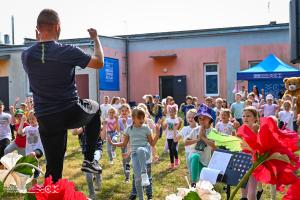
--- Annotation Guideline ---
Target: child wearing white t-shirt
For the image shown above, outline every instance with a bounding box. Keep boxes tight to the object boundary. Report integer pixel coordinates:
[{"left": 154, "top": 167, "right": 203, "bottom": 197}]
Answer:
[
  {"left": 260, "top": 94, "right": 279, "bottom": 117},
  {"left": 174, "top": 109, "right": 197, "bottom": 172},
  {"left": 216, "top": 109, "right": 235, "bottom": 135},
  {"left": 162, "top": 105, "right": 182, "bottom": 169},
  {"left": 18, "top": 110, "right": 44, "bottom": 185},
  {"left": 278, "top": 100, "right": 294, "bottom": 130}
]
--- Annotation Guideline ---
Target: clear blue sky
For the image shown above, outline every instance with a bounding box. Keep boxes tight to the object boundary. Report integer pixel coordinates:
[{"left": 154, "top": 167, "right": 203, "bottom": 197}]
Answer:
[{"left": 0, "top": 0, "right": 290, "bottom": 44}]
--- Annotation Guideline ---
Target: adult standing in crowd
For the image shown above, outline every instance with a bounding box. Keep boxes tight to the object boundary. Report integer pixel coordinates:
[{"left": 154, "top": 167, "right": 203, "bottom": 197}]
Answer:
[{"left": 22, "top": 9, "right": 104, "bottom": 183}]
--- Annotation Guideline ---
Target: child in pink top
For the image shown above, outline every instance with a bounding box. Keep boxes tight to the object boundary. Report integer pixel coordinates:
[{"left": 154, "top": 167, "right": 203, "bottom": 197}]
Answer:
[{"left": 104, "top": 107, "right": 119, "bottom": 165}]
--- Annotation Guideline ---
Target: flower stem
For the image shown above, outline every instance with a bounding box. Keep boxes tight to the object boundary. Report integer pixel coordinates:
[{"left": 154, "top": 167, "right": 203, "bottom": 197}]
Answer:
[
  {"left": 229, "top": 153, "right": 269, "bottom": 200},
  {"left": 2, "top": 163, "right": 45, "bottom": 185}
]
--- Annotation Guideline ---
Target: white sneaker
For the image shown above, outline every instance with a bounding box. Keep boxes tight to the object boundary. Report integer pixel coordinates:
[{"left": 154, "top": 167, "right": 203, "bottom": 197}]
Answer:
[
  {"left": 109, "top": 161, "right": 114, "bottom": 165},
  {"left": 141, "top": 173, "right": 150, "bottom": 186}
]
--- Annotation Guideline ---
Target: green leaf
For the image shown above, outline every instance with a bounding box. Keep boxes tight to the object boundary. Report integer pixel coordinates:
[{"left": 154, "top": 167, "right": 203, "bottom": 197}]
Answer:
[
  {"left": 24, "top": 193, "right": 37, "bottom": 200},
  {"left": 0, "top": 181, "right": 4, "bottom": 197},
  {"left": 183, "top": 191, "right": 201, "bottom": 200},
  {"left": 14, "top": 156, "right": 38, "bottom": 176}
]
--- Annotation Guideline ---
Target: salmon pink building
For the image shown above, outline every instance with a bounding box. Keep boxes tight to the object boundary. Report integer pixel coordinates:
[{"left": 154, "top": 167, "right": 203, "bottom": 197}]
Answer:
[{"left": 0, "top": 22, "right": 297, "bottom": 108}]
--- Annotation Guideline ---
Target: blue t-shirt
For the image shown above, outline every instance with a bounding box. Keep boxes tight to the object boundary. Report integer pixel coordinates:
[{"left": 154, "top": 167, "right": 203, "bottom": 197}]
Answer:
[
  {"left": 230, "top": 102, "right": 245, "bottom": 119},
  {"left": 181, "top": 104, "right": 195, "bottom": 126},
  {"left": 22, "top": 41, "right": 91, "bottom": 117}
]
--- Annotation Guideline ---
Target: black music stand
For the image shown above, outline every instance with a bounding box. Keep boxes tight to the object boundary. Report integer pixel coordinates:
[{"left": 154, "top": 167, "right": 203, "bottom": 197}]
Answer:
[{"left": 209, "top": 149, "right": 253, "bottom": 200}]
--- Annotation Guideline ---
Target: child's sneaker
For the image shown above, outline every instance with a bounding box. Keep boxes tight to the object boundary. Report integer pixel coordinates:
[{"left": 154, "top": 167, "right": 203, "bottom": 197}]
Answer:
[
  {"left": 128, "top": 195, "right": 136, "bottom": 200},
  {"left": 109, "top": 161, "right": 114, "bottom": 165},
  {"left": 168, "top": 163, "right": 175, "bottom": 169},
  {"left": 95, "top": 184, "right": 101, "bottom": 191},
  {"left": 88, "top": 194, "right": 96, "bottom": 200},
  {"left": 175, "top": 159, "right": 180, "bottom": 166},
  {"left": 125, "top": 164, "right": 130, "bottom": 174},
  {"left": 125, "top": 178, "right": 130, "bottom": 183},
  {"left": 81, "top": 160, "right": 102, "bottom": 174},
  {"left": 141, "top": 173, "right": 150, "bottom": 186}
]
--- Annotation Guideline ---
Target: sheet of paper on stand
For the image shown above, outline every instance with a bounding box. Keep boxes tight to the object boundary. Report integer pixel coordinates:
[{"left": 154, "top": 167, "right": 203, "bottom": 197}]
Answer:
[
  {"left": 208, "top": 151, "right": 232, "bottom": 174},
  {"left": 200, "top": 168, "right": 221, "bottom": 184}
]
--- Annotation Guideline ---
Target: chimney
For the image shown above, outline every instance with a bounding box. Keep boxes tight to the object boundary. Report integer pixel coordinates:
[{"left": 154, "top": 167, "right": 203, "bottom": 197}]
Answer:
[
  {"left": 269, "top": 21, "right": 277, "bottom": 25},
  {"left": 4, "top": 34, "right": 10, "bottom": 45}
]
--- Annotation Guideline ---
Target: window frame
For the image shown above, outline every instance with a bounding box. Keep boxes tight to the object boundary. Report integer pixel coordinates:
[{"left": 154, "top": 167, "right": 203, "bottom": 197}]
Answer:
[
  {"left": 204, "top": 63, "right": 219, "bottom": 97},
  {"left": 248, "top": 60, "right": 261, "bottom": 68}
]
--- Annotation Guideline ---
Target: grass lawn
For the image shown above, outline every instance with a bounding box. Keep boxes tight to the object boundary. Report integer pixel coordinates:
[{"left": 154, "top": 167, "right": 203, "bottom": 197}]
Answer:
[{"left": 1, "top": 131, "right": 300, "bottom": 200}]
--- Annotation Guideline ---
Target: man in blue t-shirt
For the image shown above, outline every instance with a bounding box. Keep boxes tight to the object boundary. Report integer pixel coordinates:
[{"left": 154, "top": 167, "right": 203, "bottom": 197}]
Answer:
[{"left": 22, "top": 9, "right": 104, "bottom": 183}]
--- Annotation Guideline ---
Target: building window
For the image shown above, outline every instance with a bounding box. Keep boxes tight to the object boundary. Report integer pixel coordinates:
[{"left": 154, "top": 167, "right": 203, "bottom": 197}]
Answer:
[
  {"left": 248, "top": 60, "right": 261, "bottom": 68},
  {"left": 204, "top": 64, "right": 219, "bottom": 96}
]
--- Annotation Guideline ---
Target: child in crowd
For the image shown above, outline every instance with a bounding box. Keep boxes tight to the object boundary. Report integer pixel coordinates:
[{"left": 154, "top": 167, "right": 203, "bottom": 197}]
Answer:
[
  {"left": 143, "top": 95, "right": 154, "bottom": 116},
  {"left": 111, "top": 96, "right": 122, "bottom": 111},
  {"left": 239, "top": 85, "right": 248, "bottom": 100},
  {"left": 213, "top": 98, "right": 223, "bottom": 123},
  {"left": 259, "top": 94, "right": 279, "bottom": 117},
  {"left": 244, "top": 99, "right": 253, "bottom": 107},
  {"left": 120, "top": 98, "right": 127, "bottom": 105},
  {"left": 72, "top": 126, "right": 104, "bottom": 200},
  {"left": 163, "top": 105, "right": 182, "bottom": 169},
  {"left": 129, "top": 104, "right": 154, "bottom": 200},
  {"left": 222, "top": 99, "right": 228, "bottom": 109},
  {"left": 162, "top": 96, "right": 174, "bottom": 116},
  {"left": 151, "top": 95, "right": 163, "bottom": 138},
  {"left": 192, "top": 97, "right": 199, "bottom": 109},
  {"left": 104, "top": 107, "right": 119, "bottom": 165},
  {"left": 137, "top": 103, "right": 159, "bottom": 162},
  {"left": 174, "top": 109, "right": 198, "bottom": 172},
  {"left": 204, "top": 97, "right": 216, "bottom": 125},
  {"left": 0, "top": 100, "right": 12, "bottom": 160},
  {"left": 216, "top": 109, "right": 235, "bottom": 135},
  {"left": 100, "top": 96, "right": 111, "bottom": 120},
  {"left": 277, "top": 100, "right": 294, "bottom": 130},
  {"left": 4, "top": 108, "right": 28, "bottom": 156},
  {"left": 238, "top": 106, "right": 259, "bottom": 200},
  {"left": 230, "top": 93, "right": 244, "bottom": 125},
  {"left": 110, "top": 108, "right": 160, "bottom": 200},
  {"left": 247, "top": 92, "right": 259, "bottom": 109},
  {"left": 118, "top": 104, "right": 133, "bottom": 182},
  {"left": 18, "top": 111, "right": 44, "bottom": 185},
  {"left": 180, "top": 96, "right": 195, "bottom": 126},
  {"left": 185, "top": 104, "right": 216, "bottom": 187}
]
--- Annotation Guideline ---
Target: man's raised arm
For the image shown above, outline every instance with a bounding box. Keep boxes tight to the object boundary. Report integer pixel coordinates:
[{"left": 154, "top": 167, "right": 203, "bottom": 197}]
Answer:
[{"left": 87, "top": 28, "right": 104, "bottom": 69}]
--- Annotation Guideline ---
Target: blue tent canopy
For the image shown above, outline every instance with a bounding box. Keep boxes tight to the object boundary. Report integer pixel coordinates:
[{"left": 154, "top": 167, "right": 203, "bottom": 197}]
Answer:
[{"left": 237, "top": 54, "right": 300, "bottom": 80}]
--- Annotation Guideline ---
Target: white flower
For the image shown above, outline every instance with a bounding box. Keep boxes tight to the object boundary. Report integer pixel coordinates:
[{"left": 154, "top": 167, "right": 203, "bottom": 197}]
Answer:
[
  {"left": 165, "top": 180, "right": 221, "bottom": 200},
  {"left": 0, "top": 153, "right": 32, "bottom": 193}
]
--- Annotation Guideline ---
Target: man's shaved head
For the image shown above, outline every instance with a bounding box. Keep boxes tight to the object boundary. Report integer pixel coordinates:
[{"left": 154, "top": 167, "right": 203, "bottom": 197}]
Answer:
[{"left": 37, "top": 9, "right": 60, "bottom": 28}]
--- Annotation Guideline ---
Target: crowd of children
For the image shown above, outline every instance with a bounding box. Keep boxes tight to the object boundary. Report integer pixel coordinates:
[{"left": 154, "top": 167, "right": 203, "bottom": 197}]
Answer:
[{"left": 0, "top": 85, "right": 299, "bottom": 200}]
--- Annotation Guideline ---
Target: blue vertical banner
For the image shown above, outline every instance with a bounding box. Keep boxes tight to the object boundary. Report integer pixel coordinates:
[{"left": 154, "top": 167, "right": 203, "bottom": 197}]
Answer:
[{"left": 99, "top": 57, "right": 120, "bottom": 91}]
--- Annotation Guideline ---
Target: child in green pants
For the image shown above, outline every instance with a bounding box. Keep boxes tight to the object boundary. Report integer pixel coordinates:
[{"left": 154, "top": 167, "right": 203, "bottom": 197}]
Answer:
[{"left": 184, "top": 104, "right": 216, "bottom": 187}]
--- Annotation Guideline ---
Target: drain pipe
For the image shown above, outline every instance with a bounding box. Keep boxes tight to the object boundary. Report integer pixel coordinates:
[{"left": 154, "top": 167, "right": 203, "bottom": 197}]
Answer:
[{"left": 125, "top": 37, "right": 130, "bottom": 101}]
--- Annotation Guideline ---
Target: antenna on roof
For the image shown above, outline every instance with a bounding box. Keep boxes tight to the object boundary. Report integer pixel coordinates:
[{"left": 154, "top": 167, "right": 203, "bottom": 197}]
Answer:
[
  {"left": 11, "top": 15, "right": 15, "bottom": 45},
  {"left": 267, "top": 1, "right": 272, "bottom": 24}
]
